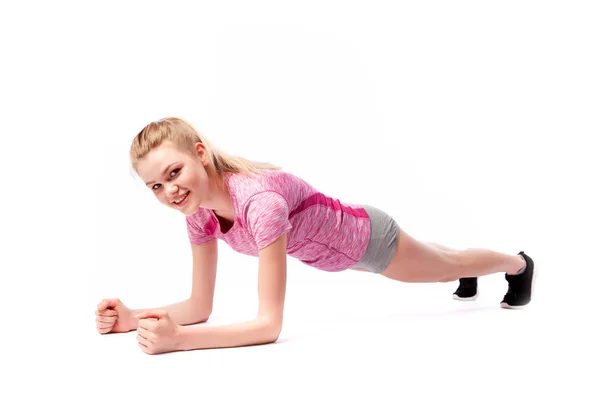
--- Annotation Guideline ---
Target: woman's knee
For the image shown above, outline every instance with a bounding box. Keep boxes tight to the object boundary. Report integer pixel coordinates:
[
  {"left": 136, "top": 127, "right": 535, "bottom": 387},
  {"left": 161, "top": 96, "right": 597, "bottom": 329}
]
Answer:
[
  {"left": 441, "top": 251, "right": 465, "bottom": 282},
  {"left": 381, "top": 230, "right": 465, "bottom": 283}
]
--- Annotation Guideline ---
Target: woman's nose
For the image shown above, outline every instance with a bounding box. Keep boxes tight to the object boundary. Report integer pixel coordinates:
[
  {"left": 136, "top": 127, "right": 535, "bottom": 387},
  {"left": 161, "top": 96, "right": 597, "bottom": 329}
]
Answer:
[{"left": 167, "top": 184, "right": 179, "bottom": 194}]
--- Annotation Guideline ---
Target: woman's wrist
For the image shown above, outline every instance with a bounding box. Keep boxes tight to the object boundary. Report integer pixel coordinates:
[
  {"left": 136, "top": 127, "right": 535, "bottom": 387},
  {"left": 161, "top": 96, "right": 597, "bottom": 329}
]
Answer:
[
  {"left": 175, "top": 324, "right": 188, "bottom": 351},
  {"left": 127, "top": 309, "right": 141, "bottom": 331}
]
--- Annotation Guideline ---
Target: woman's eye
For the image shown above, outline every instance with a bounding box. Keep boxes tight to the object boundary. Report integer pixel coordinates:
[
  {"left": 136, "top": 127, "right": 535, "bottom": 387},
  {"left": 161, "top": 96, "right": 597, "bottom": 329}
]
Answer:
[
  {"left": 170, "top": 168, "right": 180, "bottom": 178},
  {"left": 152, "top": 184, "right": 161, "bottom": 190}
]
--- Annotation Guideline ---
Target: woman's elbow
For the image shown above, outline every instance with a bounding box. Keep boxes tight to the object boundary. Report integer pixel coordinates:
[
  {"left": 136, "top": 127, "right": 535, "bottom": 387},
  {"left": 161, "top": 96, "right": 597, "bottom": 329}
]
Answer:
[
  {"left": 197, "top": 306, "right": 212, "bottom": 323},
  {"left": 190, "top": 305, "right": 212, "bottom": 324},
  {"left": 188, "top": 297, "right": 212, "bottom": 323},
  {"left": 197, "top": 313, "right": 210, "bottom": 323},
  {"left": 261, "top": 316, "right": 283, "bottom": 343}
]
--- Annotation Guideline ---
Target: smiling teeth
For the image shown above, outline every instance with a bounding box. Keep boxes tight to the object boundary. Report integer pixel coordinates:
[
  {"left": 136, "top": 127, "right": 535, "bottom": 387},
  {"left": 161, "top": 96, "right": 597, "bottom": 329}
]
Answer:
[{"left": 174, "top": 192, "right": 189, "bottom": 204}]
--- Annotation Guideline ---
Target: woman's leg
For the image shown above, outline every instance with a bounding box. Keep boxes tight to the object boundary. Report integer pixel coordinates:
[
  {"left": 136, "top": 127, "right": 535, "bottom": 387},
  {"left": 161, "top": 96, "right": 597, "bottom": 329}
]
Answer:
[
  {"left": 424, "top": 243, "right": 480, "bottom": 298},
  {"left": 425, "top": 242, "right": 458, "bottom": 253},
  {"left": 424, "top": 242, "right": 480, "bottom": 299},
  {"left": 381, "top": 228, "right": 525, "bottom": 283}
]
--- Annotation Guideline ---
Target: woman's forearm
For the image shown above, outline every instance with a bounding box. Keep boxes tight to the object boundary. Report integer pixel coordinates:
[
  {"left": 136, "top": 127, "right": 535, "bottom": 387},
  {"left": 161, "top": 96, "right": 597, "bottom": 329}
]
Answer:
[
  {"left": 177, "top": 316, "right": 281, "bottom": 351},
  {"left": 132, "top": 298, "right": 210, "bottom": 328}
]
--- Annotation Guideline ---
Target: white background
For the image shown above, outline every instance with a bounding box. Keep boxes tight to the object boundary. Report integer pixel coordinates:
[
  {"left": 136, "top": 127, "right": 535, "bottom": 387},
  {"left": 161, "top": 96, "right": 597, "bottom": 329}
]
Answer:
[{"left": 1, "top": 1, "right": 598, "bottom": 399}]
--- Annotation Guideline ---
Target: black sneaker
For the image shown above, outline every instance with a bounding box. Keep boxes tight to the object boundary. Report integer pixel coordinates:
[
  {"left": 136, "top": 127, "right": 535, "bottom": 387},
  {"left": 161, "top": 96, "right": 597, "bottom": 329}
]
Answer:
[
  {"left": 453, "top": 277, "right": 478, "bottom": 301},
  {"left": 501, "top": 251, "right": 536, "bottom": 309}
]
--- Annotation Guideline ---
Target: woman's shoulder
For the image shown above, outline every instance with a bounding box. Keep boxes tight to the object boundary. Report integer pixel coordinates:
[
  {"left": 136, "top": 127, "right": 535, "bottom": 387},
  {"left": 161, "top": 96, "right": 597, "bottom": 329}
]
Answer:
[
  {"left": 228, "top": 169, "right": 318, "bottom": 209},
  {"left": 229, "top": 169, "right": 313, "bottom": 193}
]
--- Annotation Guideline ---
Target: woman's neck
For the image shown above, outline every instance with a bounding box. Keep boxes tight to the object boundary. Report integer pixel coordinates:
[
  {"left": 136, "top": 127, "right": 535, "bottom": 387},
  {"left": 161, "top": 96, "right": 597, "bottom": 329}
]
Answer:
[{"left": 205, "top": 173, "right": 234, "bottom": 219}]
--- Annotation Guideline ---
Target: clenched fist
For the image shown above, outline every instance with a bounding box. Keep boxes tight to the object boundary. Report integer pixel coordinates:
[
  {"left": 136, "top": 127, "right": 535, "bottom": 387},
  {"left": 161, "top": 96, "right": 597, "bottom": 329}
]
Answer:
[
  {"left": 135, "top": 309, "right": 182, "bottom": 355},
  {"left": 96, "top": 298, "right": 137, "bottom": 334}
]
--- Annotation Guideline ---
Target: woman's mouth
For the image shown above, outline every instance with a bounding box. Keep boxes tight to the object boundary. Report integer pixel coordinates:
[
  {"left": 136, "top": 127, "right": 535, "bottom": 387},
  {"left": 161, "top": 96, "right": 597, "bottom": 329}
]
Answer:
[{"left": 172, "top": 191, "right": 190, "bottom": 207}]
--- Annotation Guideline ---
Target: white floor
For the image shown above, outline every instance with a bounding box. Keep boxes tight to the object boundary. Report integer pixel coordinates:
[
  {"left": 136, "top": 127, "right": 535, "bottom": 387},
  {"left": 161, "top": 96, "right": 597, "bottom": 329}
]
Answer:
[
  {"left": 2, "top": 238, "right": 597, "bottom": 400},
  {"left": 16, "top": 255, "right": 592, "bottom": 400}
]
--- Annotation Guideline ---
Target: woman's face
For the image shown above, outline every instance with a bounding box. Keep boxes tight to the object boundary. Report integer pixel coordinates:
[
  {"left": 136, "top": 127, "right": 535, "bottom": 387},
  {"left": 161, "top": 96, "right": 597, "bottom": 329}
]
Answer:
[{"left": 135, "top": 140, "right": 211, "bottom": 216}]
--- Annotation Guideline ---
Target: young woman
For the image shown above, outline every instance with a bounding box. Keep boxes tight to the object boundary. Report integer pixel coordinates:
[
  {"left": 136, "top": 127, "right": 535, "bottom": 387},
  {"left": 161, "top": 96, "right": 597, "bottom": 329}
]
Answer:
[{"left": 95, "top": 117, "right": 536, "bottom": 355}]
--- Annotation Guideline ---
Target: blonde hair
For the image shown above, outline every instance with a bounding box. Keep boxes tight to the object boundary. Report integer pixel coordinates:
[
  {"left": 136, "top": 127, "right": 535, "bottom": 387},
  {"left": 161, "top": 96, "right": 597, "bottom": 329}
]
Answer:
[{"left": 130, "top": 117, "right": 280, "bottom": 183}]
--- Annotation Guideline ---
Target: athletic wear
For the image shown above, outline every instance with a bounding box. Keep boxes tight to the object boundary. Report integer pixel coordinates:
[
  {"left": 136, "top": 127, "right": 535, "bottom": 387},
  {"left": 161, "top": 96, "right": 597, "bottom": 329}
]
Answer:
[
  {"left": 353, "top": 205, "right": 400, "bottom": 273},
  {"left": 453, "top": 277, "right": 479, "bottom": 301},
  {"left": 186, "top": 170, "right": 383, "bottom": 272},
  {"left": 501, "top": 251, "right": 535, "bottom": 309}
]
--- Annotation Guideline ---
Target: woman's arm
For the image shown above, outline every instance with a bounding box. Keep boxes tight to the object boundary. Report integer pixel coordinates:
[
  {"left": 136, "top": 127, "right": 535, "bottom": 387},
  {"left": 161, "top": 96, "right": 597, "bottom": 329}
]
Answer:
[
  {"left": 133, "top": 239, "right": 218, "bottom": 327},
  {"left": 131, "top": 298, "right": 207, "bottom": 327},
  {"left": 176, "top": 233, "right": 287, "bottom": 350}
]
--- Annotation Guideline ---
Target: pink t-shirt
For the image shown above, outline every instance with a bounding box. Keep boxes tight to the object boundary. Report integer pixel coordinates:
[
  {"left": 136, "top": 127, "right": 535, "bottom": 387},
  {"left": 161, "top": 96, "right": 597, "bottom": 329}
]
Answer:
[{"left": 185, "top": 170, "right": 371, "bottom": 272}]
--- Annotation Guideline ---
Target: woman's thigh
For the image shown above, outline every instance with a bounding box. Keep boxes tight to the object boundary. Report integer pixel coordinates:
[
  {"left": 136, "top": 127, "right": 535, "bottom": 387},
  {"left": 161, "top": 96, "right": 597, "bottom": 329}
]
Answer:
[{"left": 381, "top": 228, "right": 461, "bottom": 283}]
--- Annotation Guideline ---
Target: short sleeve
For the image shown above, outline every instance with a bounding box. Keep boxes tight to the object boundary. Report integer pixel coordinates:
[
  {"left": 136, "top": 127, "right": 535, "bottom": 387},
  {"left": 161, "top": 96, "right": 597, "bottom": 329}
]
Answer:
[
  {"left": 186, "top": 215, "right": 215, "bottom": 245},
  {"left": 244, "top": 191, "right": 293, "bottom": 250}
]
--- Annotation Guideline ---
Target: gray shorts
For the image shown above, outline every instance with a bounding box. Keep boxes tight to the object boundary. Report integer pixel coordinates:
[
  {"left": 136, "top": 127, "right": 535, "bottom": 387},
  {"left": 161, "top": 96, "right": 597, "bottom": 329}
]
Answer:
[{"left": 353, "top": 205, "right": 400, "bottom": 274}]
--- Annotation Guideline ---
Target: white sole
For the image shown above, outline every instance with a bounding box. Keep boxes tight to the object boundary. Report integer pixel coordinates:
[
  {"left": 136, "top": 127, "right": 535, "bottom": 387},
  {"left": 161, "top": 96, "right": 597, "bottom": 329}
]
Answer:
[
  {"left": 453, "top": 289, "right": 478, "bottom": 301},
  {"left": 501, "top": 257, "right": 538, "bottom": 309}
]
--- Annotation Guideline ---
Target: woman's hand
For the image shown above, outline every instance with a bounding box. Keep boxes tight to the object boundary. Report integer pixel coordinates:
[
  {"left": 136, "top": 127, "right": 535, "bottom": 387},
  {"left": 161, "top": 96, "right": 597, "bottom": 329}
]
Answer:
[
  {"left": 135, "top": 309, "right": 182, "bottom": 355},
  {"left": 96, "top": 298, "right": 137, "bottom": 334}
]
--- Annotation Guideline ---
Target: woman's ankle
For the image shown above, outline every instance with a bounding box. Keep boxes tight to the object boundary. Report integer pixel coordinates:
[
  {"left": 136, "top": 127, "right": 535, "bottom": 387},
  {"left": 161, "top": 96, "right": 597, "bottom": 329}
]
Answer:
[{"left": 507, "top": 254, "right": 527, "bottom": 275}]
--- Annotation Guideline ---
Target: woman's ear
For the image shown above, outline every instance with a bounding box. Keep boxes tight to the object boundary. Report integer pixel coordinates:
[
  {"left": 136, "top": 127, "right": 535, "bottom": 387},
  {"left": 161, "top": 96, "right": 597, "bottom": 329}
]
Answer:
[{"left": 194, "top": 142, "right": 208, "bottom": 164}]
